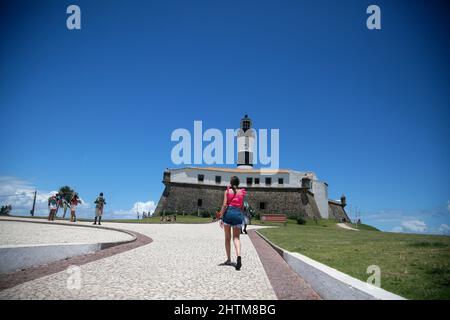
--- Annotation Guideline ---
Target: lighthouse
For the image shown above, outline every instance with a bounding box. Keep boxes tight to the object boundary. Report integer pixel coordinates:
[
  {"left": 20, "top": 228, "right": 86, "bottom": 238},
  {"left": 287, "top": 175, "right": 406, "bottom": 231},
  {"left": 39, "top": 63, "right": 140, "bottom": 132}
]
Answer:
[{"left": 237, "top": 115, "right": 256, "bottom": 168}]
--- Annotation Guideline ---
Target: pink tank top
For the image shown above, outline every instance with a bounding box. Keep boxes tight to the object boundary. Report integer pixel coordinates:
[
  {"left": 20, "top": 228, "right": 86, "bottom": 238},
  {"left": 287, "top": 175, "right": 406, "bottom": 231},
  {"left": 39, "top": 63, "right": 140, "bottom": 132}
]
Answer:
[{"left": 226, "top": 186, "right": 246, "bottom": 208}]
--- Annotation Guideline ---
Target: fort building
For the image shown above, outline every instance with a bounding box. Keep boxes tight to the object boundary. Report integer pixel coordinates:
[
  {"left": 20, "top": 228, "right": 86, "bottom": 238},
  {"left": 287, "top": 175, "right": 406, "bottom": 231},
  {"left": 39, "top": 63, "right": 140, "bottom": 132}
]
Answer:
[{"left": 155, "top": 115, "right": 349, "bottom": 222}]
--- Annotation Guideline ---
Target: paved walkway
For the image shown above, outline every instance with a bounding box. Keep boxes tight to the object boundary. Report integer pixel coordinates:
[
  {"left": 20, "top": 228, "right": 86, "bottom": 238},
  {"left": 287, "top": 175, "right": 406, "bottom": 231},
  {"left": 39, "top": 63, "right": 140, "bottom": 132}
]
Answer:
[
  {"left": 336, "top": 223, "right": 359, "bottom": 231},
  {"left": 0, "top": 218, "right": 277, "bottom": 300},
  {"left": 0, "top": 220, "right": 133, "bottom": 246}
]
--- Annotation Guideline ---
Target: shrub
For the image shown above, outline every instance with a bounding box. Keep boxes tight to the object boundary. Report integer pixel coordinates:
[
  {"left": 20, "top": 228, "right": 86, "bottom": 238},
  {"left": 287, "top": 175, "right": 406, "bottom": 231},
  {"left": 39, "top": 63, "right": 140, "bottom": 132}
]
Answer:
[
  {"left": 200, "top": 211, "right": 212, "bottom": 218},
  {"left": 296, "top": 216, "right": 306, "bottom": 225}
]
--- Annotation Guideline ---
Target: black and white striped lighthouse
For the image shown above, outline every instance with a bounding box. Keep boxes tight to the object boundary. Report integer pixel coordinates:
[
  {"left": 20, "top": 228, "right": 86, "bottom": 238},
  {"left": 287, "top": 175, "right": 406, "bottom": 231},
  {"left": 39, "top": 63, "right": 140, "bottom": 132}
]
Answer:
[{"left": 237, "top": 114, "right": 255, "bottom": 168}]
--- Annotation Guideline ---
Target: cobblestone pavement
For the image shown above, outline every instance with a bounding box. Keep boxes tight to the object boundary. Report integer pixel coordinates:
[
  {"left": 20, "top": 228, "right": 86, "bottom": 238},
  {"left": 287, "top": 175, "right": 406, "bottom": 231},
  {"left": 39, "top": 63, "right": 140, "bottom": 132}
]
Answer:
[
  {"left": 0, "top": 219, "right": 277, "bottom": 299},
  {"left": 0, "top": 220, "right": 133, "bottom": 246}
]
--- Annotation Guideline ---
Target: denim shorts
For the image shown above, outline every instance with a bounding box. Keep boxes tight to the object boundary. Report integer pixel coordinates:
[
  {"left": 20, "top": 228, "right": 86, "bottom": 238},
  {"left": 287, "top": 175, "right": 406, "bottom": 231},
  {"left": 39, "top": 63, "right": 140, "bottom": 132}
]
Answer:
[{"left": 222, "top": 206, "right": 244, "bottom": 228}]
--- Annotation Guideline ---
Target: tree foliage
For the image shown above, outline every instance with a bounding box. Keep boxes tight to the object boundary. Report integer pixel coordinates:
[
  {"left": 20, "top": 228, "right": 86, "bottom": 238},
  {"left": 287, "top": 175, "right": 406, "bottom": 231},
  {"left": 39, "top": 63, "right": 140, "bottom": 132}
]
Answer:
[
  {"left": 0, "top": 205, "right": 12, "bottom": 215},
  {"left": 58, "top": 186, "right": 75, "bottom": 202}
]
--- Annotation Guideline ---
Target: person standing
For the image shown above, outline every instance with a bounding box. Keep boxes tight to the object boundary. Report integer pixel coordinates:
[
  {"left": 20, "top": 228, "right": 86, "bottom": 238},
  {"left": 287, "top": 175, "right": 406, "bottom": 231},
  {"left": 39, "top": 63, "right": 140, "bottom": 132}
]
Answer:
[
  {"left": 242, "top": 201, "right": 251, "bottom": 234},
  {"left": 93, "top": 192, "right": 106, "bottom": 225},
  {"left": 70, "top": 193, "right": 82, "bottom": 222},
  {"left": 54, "top": 192, "right": 62, "bottom": 218},
  {"left": 217, "top": 176, "right": 246, "bottom": 271},
  {"left": 47, "top": 193, "right": 59, "bottom": 221},
  {"left": 61, "top": 196, "right": 70, "bottom": 219}
]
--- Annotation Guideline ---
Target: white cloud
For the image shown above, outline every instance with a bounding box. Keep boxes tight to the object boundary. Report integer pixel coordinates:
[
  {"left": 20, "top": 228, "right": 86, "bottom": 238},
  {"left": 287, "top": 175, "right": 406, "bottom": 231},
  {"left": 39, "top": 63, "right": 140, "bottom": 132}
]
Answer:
[
  {"left": 132, "top": 201, "right": 156, "bottom": 214},
  {"left": 438, "top": 224, "right": 450, "bottom": 235},
  {"left": 400, "top": 220, "right": 427, "bottom": 233},
  {"left": 0, "top": 177, "right": 52, "bottom": 215},
  {"left": 111, "top": 200, "right": 157, "bottom": 218},
  {"left": 365, "top": 201, "right": 450, "bottom": 234},
  {"left": 0, "top": 176, "right": 90, "bottom": 217},
  {"left": 0, "top": 176, "right": 155, "bottom": 220},
  {"left": 391, "top": 220, "right": 428, "bottom": 234}
]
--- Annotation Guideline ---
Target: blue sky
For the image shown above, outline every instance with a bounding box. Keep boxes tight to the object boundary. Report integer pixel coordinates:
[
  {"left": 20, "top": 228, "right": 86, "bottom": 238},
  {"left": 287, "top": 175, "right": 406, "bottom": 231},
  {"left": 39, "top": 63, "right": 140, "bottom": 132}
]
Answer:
[{"left": 0, "top": 0, "right": 449, "bottom": 233}]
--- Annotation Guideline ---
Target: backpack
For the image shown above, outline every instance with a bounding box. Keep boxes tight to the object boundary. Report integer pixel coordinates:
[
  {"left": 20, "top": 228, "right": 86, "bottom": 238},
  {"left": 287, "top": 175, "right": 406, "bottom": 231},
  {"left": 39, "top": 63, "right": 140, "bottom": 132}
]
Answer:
[{"left": 243, "top": 200, "right": 250, "bottom": 213}]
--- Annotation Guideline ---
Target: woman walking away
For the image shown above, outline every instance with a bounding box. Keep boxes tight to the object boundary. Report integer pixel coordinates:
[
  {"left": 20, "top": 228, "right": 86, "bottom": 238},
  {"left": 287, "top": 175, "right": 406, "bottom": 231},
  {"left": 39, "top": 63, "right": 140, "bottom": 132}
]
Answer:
[
  {"left": 217, "top": 176, "right": 246, "bottom": 270},
  {"left": 70, "top": 193, "right": 82, "bottom": 222}
]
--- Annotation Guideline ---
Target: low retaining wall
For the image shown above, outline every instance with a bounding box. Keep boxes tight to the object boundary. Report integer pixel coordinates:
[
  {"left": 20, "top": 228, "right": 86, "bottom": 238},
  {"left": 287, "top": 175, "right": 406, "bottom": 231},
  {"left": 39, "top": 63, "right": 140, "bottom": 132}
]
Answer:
[
  {"left": 0, "top": 219, "right": 137, "bottom": 274},
  {"left": 0, "top": 243, "right": 101, "bottom": 273},
  {"left": 255, "top": 230, "right": 405, "bottom": 300}
]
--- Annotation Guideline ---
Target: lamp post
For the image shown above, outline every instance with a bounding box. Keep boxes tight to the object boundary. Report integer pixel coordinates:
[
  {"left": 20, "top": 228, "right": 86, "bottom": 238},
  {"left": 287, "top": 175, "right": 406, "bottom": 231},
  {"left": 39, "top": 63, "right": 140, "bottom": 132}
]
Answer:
[{"left": 30, "top": 190, "right": 36, "bottom": 216}]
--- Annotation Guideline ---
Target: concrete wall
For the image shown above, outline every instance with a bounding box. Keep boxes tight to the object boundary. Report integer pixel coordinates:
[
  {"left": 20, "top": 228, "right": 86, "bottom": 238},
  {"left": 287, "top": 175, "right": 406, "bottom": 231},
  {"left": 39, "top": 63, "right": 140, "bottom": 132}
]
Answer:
[
  {"left": 0, "top": 243, "right": 101, "bottom": 273},
  {"left": 284, "top": 250, "right": 405, "bottom": 300},
  {"left": 255, "top": 231, "right": 406, "bottom": 300},
  {"left": 0, "top": 219, "right": 138, "bottom": 274}
]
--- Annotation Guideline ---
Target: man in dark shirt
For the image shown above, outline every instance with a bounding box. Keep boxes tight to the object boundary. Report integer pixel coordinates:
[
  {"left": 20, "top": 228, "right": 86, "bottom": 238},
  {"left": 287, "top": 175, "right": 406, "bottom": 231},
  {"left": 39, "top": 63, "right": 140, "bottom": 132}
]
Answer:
[{"left": 93, "top": 192, "right": 106, "bottom": 225}]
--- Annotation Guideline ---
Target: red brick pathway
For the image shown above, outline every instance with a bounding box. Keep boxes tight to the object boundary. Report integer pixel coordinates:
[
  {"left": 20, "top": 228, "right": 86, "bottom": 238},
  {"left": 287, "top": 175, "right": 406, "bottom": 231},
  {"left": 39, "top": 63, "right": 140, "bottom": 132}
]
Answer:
[{"left": 248, "top": 229, "right": 321, "bottom": 300}]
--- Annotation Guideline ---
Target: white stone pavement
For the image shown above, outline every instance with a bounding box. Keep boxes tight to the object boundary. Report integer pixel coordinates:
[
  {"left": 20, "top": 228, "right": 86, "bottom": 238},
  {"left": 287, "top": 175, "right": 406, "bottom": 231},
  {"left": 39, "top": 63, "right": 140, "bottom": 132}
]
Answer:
[
  {"left": 0, "top": 220, "right": 133, "bottom": 246},
  {"left": 0, "top": 218, "right": 276, "bottom": 300},
  {"left": 336, "top": 223, "right": 359, "bottom": 231}
]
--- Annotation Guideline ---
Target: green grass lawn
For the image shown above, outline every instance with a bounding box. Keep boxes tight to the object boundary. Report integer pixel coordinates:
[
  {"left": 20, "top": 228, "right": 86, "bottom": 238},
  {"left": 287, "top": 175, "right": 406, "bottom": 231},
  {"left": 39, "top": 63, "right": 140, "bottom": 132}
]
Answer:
[
  {"left": 253, "top": 217, "right": 378, "bottom": 230},
  {"left": 257, "top": 221, "right": 450, "bottom": 300}
]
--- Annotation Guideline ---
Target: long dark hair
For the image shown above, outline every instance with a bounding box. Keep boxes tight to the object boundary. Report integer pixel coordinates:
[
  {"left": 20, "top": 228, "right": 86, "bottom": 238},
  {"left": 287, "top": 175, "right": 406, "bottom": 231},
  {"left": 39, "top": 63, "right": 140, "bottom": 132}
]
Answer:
[{"left": 230, "top": 176, "right": 240, "bottom": 194}]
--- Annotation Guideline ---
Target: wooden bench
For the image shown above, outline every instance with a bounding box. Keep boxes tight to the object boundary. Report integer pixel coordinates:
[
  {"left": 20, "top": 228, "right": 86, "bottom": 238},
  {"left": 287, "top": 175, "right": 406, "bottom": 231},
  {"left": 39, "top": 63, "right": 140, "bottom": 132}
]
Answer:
[{"left": 261, "top": 214, "right": 287, "bottom": 226}]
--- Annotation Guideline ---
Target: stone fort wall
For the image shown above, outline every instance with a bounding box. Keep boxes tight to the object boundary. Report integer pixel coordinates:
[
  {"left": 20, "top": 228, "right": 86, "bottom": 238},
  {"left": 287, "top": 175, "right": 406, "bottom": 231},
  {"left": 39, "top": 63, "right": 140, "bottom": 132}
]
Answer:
[
  {"left": 328, "top": 202, "right": 351, "bottom": 222},
  {"left": 154, "top": 182, "right": 333, "bottom": 219}
]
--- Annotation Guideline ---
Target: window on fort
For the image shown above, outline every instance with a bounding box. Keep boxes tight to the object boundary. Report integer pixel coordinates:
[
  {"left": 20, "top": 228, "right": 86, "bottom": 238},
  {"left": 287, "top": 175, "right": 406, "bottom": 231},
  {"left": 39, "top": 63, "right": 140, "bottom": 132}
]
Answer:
[
  {"left": 198, "top": 174, "right": 204, "bottom": 182},
  {"left": 255, "top": 178, "right": 260, "bottom": 184},
  {"left": 197, "top": 199, "right": 203, "bottom": 207},
  {"left": 215, "top": 176, "right": 221, "bottom": 184},
  {"left": 302, "top": 178, "right": 311, "bottom": 189},
  {"left": 278, "top": 178, "right": 284, "bottom": 185},
  {"left": 247, "top": 177, "right": 253, "bottom": 185},
  {"left": 265, "top": 177, "right": 272, "bottom": 185},
  {"left": 259, "top": 202, "right": 266, "bottom": 210}
]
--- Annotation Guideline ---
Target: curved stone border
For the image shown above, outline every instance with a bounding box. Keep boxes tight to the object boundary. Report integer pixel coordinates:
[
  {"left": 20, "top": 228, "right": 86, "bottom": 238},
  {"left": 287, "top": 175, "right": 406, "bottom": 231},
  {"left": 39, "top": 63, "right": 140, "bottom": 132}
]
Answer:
[
  {"left": 255, "top": 230, "right": 406, "bottom": 300},
  {"left": 0, "top": 218, "right": 137, "bottom": 248},
  {"left": 0, "top": 220, "right": 152, "bottom": 291}
]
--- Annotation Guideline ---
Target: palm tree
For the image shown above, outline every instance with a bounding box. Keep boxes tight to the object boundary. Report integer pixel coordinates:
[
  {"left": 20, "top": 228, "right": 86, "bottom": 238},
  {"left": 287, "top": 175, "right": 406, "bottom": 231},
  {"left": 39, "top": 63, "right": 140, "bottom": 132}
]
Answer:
[{"left": 0, "top": 205, "right": 12, "bottom": 216}]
